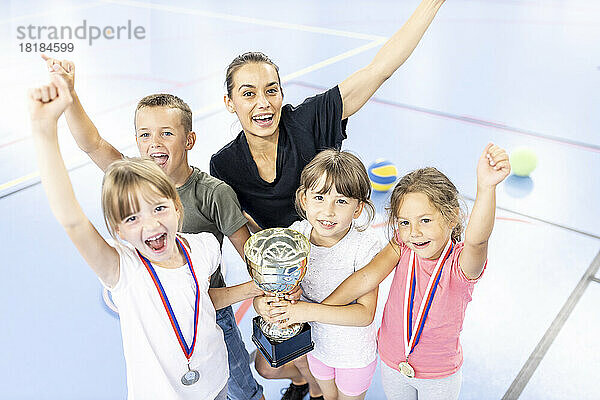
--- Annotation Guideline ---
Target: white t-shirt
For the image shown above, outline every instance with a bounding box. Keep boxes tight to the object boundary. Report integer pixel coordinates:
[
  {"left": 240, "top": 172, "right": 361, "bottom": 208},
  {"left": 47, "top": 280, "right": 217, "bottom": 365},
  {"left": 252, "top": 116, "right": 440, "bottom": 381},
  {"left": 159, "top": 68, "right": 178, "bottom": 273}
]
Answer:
[
  {"left": 104, "top": 232, "right": 228, "bottom": 400},
  {"left": 289, "top": 220, "right": 382, "bottom": 368}
]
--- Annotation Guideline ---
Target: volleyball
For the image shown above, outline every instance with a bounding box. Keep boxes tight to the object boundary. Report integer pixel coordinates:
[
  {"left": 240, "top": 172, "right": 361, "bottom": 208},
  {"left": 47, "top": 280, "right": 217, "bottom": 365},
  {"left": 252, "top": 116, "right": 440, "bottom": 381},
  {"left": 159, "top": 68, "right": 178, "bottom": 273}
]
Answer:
[{"left": 368, "top": 159, "right": 398, "bottom": 192}]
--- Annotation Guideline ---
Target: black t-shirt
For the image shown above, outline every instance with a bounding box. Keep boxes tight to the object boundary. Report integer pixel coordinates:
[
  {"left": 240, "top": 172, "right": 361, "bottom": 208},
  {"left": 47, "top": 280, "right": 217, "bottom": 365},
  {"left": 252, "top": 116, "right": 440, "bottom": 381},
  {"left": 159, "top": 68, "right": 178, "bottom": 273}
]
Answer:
[{"left": 210, "top": 86, "right": 347, "bottom": 229}]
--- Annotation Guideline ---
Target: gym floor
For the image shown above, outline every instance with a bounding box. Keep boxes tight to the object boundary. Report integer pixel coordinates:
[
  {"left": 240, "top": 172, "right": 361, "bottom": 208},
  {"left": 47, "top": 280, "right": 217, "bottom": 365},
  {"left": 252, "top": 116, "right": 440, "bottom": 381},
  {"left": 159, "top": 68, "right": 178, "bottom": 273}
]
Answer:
[{"left": 1, "top": 1, "right": 599, "bottom": 399}]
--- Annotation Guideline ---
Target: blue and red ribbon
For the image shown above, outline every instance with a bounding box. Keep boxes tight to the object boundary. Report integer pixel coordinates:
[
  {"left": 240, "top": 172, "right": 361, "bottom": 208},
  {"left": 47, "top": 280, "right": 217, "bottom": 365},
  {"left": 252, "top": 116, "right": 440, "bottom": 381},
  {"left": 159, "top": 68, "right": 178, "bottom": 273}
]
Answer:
[
  {"left": 137, "top": 237, "right": 199, "bottom": 361},
  {"left": 404, "top": 240, "right": 454, "bottom": 359}
]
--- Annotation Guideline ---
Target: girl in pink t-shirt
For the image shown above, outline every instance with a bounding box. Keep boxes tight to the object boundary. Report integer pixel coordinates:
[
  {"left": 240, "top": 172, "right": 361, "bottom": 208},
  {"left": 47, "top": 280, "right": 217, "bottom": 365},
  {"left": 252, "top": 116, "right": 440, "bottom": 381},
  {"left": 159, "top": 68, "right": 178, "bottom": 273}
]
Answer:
[{"left": 323, "top": 143, "right": 510, "bottom": 399}]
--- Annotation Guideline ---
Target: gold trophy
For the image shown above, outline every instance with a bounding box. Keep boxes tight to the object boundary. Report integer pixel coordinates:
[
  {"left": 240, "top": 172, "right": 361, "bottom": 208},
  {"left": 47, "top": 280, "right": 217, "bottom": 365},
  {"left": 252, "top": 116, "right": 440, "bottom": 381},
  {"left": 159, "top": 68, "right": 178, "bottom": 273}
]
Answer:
[{"left": 244, "top": 228, "right": 314, "bottom": 367}]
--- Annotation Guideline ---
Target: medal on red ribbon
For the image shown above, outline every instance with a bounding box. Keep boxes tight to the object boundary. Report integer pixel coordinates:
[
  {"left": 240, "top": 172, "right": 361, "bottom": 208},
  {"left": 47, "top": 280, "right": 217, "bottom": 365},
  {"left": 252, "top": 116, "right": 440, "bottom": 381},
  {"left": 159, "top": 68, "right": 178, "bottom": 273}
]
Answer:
[
  {"left": 137, "top": 237, "right": 201, "bottom": 386},
  {"left": 400, "top": 239, "right": 454, "bottom": 378}
]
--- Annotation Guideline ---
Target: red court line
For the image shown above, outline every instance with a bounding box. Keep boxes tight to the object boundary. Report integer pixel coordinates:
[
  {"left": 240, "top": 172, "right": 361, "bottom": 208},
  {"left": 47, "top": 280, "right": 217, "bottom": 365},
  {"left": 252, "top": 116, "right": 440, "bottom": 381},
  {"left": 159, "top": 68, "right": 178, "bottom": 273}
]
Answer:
[
  {"left": 497, "top": 216, "right": 533, "bottom": 224},
  {"left": 442, "top": 16, "right": 599, "bottom": 28},
  {"left": 92, "top": 74, "right": 184, "bottom": 87},
  {"left": 235, "top": 298, "right": 253, "bottom": 325},
  {"left": 0, "top": 137, "right": 28, "bottom": 149},
  {"left": 289, "top": 81, "right": 600, "bottom": 154},
  {"left": 371, "top": 215, "right": 532, "bottom": 229},
  {"left": 234, "top": 215, "right": 532, "bottom": 325}
]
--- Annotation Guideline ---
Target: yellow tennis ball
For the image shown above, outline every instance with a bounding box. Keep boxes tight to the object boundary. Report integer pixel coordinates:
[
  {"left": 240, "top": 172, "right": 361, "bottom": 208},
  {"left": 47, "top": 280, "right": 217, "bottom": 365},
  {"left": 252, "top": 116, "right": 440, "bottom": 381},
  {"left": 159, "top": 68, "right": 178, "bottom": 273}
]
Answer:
[{"left": 510, "top": 147, "right": 538, "bottom": 177}]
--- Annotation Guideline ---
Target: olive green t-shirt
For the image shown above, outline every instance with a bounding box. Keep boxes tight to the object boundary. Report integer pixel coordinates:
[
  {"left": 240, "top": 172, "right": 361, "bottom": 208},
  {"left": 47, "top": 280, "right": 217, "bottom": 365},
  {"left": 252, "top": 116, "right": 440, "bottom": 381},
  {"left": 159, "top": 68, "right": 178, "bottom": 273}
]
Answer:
[{"left": 177, "top": 167, "right": 248, "bottom": 288}]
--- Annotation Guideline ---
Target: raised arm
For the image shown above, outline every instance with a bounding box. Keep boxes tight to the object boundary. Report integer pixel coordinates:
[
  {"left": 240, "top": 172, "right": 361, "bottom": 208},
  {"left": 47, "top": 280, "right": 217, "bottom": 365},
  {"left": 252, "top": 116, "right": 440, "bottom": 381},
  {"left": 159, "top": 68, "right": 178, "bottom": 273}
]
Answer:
[
  {"left": 459, "top": 143, "right": 510, "bottom": 279},
  {"left": 42, "top": 55, "right": 123, "bottom": 171},
  {"left": 29, "top": 75, "right": 120, "bottom": 287},
  {"left": 338, "top": 0, "right": 445, "bottom": 119},
  {"left": 322, "top": 241, "right": 401, "bottom": 306}
]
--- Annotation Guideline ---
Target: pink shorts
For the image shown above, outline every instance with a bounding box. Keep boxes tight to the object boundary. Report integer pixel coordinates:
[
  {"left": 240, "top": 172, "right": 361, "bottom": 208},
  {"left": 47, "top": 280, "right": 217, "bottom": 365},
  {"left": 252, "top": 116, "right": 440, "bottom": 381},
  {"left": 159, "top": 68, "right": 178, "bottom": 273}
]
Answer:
[{"left": 306, "top": 353, "right": 377, "bottom": 396}]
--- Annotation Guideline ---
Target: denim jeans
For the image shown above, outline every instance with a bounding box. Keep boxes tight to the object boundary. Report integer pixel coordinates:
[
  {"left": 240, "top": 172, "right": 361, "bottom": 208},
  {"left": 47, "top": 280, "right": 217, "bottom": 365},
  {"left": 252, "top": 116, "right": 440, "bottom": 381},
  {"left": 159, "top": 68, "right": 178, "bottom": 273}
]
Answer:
[{"left": 216, "top": 305, "right": 263, "bottom": 400}]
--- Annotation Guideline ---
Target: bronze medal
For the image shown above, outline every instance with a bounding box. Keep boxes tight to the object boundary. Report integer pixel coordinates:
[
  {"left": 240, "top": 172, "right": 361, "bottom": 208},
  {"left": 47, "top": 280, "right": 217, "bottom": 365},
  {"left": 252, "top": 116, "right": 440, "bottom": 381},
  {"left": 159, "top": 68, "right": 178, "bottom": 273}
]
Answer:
[{"left": 399, "top": 361, "right": 415, "bottom": 378}]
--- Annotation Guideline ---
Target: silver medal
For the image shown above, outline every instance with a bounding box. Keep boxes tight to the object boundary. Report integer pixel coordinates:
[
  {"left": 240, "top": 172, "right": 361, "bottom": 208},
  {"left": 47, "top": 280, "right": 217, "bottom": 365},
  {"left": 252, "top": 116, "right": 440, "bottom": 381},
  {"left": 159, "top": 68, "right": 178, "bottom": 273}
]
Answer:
[{"left": 181, "top": 369, "right": 200, "bottom": 386}]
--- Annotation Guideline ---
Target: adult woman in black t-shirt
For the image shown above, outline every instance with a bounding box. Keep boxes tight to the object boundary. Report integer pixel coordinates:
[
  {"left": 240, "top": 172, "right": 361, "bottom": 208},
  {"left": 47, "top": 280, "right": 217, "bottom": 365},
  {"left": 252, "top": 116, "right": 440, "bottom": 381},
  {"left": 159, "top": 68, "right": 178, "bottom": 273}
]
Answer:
[
  {"left": 211, "top": 0, "right": 446, "bottom": 234},
  {"left": 211, "top": 2, "right": 445, "bottom": 396}
]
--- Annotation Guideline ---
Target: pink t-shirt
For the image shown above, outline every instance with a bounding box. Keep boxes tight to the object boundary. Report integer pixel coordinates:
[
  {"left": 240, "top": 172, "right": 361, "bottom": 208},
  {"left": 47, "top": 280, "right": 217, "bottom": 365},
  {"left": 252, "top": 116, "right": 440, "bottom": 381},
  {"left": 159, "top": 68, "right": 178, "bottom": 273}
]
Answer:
[{"left": 378, "top": 238, "right": 485, "bottom": 379}]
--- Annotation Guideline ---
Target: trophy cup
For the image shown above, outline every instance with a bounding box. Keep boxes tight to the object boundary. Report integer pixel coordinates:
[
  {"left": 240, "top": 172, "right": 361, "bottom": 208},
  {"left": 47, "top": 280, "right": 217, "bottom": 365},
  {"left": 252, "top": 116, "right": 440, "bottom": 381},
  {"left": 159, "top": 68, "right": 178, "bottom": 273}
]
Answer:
[{"left": 244, "top": 228, "right": 314, "bottom": 367}]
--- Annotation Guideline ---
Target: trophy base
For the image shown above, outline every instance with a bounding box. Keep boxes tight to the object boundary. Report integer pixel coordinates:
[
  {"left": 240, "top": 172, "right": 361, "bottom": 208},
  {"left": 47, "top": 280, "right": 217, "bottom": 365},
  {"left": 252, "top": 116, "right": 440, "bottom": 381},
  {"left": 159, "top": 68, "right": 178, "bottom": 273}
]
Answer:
[{"left": 252, "top": 316, "right": 314, "bottom": 368}]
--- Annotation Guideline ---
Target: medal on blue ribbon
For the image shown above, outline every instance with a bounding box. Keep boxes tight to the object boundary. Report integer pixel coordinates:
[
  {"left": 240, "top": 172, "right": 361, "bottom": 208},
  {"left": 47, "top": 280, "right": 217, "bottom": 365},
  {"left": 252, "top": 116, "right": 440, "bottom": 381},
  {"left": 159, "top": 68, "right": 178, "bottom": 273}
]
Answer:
[
  {"left": 137, "top": 237, "right": 201, "bottom": 386},
  {"left": 400, "top": 239, "right": 454, "bottom": 378}
]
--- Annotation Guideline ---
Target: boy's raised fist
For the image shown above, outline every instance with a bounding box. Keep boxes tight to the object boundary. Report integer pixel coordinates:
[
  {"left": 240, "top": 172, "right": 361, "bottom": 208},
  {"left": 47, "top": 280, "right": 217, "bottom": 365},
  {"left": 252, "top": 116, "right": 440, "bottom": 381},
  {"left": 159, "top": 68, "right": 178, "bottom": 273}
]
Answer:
[{"left": 41, "top": 54, "right": 75, "bottom": 93}]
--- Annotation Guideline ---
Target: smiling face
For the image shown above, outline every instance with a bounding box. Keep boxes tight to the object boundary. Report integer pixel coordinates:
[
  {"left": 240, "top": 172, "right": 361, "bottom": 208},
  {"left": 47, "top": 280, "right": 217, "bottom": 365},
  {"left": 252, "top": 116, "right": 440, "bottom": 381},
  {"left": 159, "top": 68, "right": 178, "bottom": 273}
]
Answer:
[
  {"left": 224, "top": 62, "right": 284, "bottom": 140},
  {"left": 135, "top": 106, "right": 195, "bottom": 184},
  {"left": 299, "top": 174, "right": 364, "bottom": 247},
  {"left": 115, "top": 190, "right": 181, "bottom": 265},
  {"left": 395, "top": 192, "right": 454, "bottom": 260}
]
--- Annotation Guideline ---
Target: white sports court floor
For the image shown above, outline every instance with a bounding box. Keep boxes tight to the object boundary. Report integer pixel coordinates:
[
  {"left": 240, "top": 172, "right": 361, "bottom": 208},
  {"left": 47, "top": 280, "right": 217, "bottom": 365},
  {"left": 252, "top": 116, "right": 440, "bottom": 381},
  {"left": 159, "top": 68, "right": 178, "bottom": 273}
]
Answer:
[{"left": 1, "top": 1, "right": 599, "bottom": 399}]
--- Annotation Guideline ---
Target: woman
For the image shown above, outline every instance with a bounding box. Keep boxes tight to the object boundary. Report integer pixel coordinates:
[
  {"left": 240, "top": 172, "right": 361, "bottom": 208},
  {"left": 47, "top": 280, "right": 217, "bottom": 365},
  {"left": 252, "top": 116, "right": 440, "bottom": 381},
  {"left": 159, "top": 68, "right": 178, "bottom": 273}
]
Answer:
[
  {"left": 211, "top": 0, "right": 446, "bottom": 232},
  {"left": 210, "top": 2, "right": 447, "bottom": 399}
]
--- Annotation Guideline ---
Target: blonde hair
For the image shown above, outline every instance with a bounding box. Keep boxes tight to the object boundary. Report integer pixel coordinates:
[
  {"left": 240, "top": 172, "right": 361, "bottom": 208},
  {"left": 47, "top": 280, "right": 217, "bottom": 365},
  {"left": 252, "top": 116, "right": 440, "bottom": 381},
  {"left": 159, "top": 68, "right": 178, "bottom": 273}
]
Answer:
[
  {"left": 388, "top": 167, "right": 465, "bottom": 242},
  {"left": 135, "top": 93, "right": 193, "bottom": 133},
  {"left": 101, "top": 157, "right": 184, "bottom": 239},
  {"left": 295, "top": 149, "right": 375, "bottom": 231}
]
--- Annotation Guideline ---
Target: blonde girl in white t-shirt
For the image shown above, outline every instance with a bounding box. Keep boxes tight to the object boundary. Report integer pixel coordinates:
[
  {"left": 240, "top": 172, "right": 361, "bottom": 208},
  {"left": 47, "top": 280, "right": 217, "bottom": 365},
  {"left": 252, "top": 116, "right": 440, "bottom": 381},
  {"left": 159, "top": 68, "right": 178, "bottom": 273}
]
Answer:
[
  {"left": 28, "top": 76, "right": 262, "bottom": 400},
  {"left": 254, "top": 149, "right": 383, "bottom": 400}
]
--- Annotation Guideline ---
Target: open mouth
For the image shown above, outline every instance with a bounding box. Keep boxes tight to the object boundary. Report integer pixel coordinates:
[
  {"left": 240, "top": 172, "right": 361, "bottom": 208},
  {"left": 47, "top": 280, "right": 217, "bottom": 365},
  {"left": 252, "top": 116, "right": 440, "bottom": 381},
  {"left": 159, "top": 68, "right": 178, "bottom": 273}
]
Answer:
[
  {"left": 150, "top": 152, "right": 169, "bottom": 168},
  {"left": 252, "top": 113, "right": 274, "bottom": 128},
  {"left": 318, "top": 220, "right": 336, "bottom": 229},
  {"left": 145, "top": 233, "right": 167, "bottom": 253},
  {"left": 412, "top": 241, "right": 431, "bottom": 249}
]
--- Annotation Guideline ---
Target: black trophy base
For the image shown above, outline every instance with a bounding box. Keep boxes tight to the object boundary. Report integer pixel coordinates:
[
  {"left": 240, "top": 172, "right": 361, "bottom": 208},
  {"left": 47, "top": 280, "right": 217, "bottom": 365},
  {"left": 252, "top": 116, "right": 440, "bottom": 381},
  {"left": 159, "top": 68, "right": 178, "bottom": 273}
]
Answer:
[{"left": 252, "top": 316, "right": 314, "bottom": 368}]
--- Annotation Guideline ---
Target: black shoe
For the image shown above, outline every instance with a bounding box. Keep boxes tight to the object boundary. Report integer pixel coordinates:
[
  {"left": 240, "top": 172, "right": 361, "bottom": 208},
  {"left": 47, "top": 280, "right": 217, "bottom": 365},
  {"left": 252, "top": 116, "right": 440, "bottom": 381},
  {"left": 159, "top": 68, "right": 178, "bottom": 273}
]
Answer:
[
  {"left": 309, "top": 396, "right": 324, "bottom": 400},
  {"left": 280, "top": 382, "right": 309, "bottom": 400}
]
